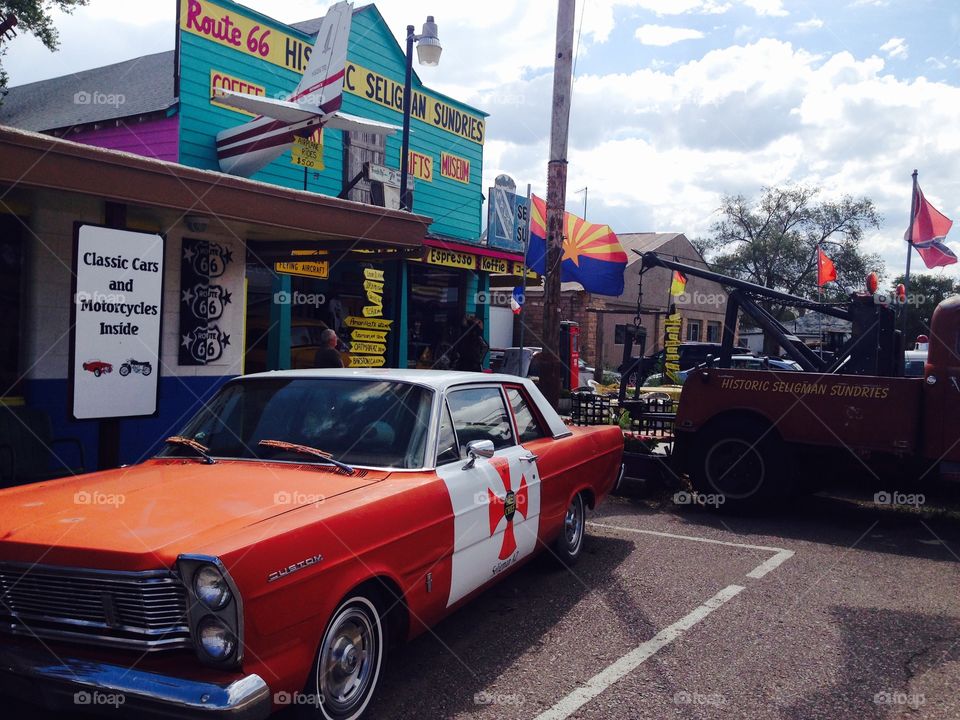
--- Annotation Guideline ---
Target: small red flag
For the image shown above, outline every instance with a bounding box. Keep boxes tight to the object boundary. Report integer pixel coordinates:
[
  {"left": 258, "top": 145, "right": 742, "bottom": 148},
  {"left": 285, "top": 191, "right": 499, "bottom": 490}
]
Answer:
[
  {"left": 906, "top": 184, "right": 956, "bottom": 269},
  {"left": 817, "top": 247, "right": 836, "bottom": 286}
]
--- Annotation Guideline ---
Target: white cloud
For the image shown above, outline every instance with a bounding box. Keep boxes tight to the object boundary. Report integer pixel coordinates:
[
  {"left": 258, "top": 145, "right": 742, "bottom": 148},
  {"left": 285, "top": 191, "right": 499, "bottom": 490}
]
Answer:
[
  {"left": 635, "top": 24, "right": 706, "bottom": 46},
  {"left": 794, "top": 17, "right": 824, "bottom": 32},
  {"left": 880, "top": 37, "right": 908, "bottom": 60},
  {"left": 742, "top": 0, "right": 789, "bottom": 17}
]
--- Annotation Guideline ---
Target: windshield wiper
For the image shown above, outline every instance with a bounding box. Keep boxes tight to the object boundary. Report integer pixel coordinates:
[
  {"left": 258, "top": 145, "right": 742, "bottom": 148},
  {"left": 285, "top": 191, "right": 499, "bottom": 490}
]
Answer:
[
  {"left": 258, "top": 440, "right": 355, "bottom": 475},
  {"left": 164, "top": 436, "right": 216, "bottom": 464}
]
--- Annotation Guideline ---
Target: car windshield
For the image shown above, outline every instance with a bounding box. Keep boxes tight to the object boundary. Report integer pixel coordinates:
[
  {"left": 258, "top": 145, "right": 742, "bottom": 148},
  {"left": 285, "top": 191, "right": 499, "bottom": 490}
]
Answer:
[{"left": 158, "top": 378, "right": 434, "bottom": 469}]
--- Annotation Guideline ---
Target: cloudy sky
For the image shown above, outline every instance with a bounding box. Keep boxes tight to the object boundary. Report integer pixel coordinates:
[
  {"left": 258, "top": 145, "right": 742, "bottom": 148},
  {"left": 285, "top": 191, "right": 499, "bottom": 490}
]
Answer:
[{"left": 5, "top": 0, "right": 960, "bottom": 281}]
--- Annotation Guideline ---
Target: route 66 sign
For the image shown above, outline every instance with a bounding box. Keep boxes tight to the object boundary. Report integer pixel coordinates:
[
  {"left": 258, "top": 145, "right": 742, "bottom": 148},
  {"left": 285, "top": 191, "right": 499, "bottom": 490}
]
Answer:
[
  {"left": 181, "top": 325, "right": 230, "bottom": 364},
  {"left": 179, "top": 238, "right": 234, "bottom": 366},
  {"left": 182, "top": 283, "right": 232, "bottom": 322},
  {"left": 183, "top": 240, "right": 232, "bottom": 278}
]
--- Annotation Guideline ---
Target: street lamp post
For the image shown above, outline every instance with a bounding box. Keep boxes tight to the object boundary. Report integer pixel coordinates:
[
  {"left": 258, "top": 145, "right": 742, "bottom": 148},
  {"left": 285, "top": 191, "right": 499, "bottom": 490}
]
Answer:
[{"left": 399, "top": 16, "right": 442, "bottom": 211}]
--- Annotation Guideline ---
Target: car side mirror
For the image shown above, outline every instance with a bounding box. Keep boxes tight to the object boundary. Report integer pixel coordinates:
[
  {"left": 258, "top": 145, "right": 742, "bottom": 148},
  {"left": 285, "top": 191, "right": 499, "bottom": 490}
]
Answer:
[{"left": 462, "top": 439, "right": 495, "bottom": 470}]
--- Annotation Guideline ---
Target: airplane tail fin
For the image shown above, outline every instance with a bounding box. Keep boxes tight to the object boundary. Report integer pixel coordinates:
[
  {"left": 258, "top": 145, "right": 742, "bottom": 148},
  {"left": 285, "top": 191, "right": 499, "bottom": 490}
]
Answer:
[{"left": 291, "top": 0, "right": 353, "bottom": 114}]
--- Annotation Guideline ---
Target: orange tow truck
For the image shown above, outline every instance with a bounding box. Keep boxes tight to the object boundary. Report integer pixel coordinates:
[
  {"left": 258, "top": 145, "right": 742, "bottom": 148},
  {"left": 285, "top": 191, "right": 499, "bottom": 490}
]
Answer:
[{"left": 635, "top": 252, "right": 960, "bottom": 509}]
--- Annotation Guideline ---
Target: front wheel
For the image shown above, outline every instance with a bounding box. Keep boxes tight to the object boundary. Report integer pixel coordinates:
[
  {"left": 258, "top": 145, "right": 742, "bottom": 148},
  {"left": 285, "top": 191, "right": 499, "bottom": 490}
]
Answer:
[
  {"left": 119, "top": 364, "right": 130, "bottom": 377},
  {"left": 305, "top": 594, "right": 384, "bottom": 720},
  {"left": 552, "top": 492, "right": 586, "bottom": 566}
]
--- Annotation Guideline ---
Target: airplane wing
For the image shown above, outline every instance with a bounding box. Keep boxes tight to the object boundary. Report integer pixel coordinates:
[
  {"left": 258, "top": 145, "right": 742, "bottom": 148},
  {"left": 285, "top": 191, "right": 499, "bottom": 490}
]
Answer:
[
  {"left": 322, "top": 111, "right": 400, "bottom": 136},
  {"left": 212, "top": 89, "right": 317, "bottom": 124}
]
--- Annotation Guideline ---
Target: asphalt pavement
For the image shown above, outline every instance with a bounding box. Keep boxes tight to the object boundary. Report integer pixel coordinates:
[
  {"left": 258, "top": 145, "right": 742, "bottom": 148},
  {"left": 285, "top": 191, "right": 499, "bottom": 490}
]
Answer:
[{"left": 6, "top": 485, "right": 960, "bottom": 719}]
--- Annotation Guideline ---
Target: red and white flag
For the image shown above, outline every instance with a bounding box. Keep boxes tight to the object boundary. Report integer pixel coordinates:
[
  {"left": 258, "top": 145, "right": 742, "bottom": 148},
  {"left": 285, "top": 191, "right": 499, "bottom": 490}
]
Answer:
[{"left": 906, "top": 184, "right": 956, "bottom": 269}]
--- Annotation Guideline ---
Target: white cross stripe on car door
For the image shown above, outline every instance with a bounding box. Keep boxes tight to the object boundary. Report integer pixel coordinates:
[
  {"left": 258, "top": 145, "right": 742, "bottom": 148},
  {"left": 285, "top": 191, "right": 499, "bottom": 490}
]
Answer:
[{"left": 437, "top": 446, "right": 541, "bottom": 607}]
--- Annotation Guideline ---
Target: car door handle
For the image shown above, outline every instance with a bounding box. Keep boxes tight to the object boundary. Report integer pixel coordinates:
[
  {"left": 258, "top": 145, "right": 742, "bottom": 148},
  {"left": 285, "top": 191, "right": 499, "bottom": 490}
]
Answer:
[{"left": 520, "top": 453, "right": 538, "bottom": 463}]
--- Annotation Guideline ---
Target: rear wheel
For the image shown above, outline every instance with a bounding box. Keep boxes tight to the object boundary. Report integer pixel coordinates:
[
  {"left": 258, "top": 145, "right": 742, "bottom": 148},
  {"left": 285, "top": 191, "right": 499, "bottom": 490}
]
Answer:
[
  {"left": 689, "top": 419, "right": 789, "bottom": 510},
  {"left": 305, "top": 594, "right": 384, "bottom": 720},
  {"left": 552, "top": 492, "right": 586, "bottom": 566}
]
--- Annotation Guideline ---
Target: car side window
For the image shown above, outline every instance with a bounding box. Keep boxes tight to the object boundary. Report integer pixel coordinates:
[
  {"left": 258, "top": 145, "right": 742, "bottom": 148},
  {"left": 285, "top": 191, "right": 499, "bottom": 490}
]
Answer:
[
  {"left": 506, "top": 387, "right": 547, "bottom": 443},
  {"left": 447, "top": 387, "right": 515, "bottom": 455},
  {"left": 436, "top": 402, "right": 460, "bottom": 466}
]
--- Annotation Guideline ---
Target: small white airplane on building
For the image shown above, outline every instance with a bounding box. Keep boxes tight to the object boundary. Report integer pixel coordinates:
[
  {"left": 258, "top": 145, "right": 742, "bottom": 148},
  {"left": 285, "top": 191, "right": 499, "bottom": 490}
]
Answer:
[{"left": 213, "top": 1, "right": 397, "bottom": 177}]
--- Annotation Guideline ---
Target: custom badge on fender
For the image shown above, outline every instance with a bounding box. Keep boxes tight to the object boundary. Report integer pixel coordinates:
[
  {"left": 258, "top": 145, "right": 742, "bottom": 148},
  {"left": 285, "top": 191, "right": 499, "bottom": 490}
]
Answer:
[{"left": 267, "top": 553, "right": 324, "bottom": 583}]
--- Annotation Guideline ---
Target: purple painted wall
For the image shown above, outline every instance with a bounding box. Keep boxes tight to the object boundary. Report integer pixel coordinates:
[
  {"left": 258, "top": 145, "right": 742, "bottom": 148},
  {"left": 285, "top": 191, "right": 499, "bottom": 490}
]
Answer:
[{"left": 67, "top": 115, "right": 179, "bottom": 162}]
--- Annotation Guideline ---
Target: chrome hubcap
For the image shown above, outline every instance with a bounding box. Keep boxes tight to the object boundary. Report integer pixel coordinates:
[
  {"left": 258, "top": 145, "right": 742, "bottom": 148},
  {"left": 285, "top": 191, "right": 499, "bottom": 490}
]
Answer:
[
  {"left": 318, "top": 607, "right": 377, "bottom": 713},
  {"left": 564, "top": 497, "right": 583, "bottom": 550}
]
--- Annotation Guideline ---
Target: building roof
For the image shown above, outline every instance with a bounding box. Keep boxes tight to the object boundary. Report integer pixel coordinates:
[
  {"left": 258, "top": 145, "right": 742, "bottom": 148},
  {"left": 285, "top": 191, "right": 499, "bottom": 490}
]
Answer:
[
  {"left": 0, "top": 51, "right": 175, "bottom": 132},
  {"left": 0, "top": 125, "right": 430, "bottom": 248},
  {"left": 619, "top": 232, "right": 684, "bottom": 263}
]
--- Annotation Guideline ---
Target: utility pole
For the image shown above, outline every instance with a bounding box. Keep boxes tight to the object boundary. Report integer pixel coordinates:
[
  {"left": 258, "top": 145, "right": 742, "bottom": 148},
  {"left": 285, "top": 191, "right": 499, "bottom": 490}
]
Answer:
[{"left": 540, "top": 0, "right": 575, "bottom": 409}]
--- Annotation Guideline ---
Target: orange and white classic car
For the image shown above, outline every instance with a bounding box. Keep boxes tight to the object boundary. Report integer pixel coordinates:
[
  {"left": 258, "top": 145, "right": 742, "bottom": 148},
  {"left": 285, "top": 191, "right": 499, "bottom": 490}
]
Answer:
[{"left": 0, "top": 369, "right": 623, "bottom": 719}]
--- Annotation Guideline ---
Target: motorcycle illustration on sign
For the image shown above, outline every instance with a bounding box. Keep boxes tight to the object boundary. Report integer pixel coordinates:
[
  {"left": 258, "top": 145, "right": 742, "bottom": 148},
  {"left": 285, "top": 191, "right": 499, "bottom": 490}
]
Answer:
[{"left": 119, "top": 359, "right": 153, "bottom": 377}]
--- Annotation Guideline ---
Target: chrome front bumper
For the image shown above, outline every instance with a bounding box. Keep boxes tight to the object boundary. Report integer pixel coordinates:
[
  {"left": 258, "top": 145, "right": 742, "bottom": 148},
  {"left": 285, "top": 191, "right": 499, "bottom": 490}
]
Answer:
[{"left": 0, "top": 645, "right": 271, "bottom": 719}]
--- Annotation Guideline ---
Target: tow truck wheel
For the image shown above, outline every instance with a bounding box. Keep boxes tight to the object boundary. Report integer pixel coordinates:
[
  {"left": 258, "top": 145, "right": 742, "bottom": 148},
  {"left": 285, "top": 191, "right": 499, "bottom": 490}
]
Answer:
[{"left": 690, "top": 420, "right": 787, "bottom": 509}]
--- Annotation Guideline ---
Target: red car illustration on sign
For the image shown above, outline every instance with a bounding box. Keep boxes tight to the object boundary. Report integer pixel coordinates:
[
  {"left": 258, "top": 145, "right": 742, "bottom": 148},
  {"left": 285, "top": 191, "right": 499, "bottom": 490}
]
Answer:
[
  {"left": 81, "top": 360, "right": 113, "bottom": 377},
  {"left": 0, "top": 370, "right": 624, "bottom": 719}
]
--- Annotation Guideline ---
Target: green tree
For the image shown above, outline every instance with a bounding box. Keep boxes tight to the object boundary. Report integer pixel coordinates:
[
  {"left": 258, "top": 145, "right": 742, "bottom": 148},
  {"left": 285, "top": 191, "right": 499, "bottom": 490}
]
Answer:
[
  {"left": 0, "top": 1, "right": 87, "bottom": 92},
  {"left": 697, "top": 185, "right": 884, "bottom": 352},
  {"left": 894, "top": 272, "right": 959, "bottom": 346}
]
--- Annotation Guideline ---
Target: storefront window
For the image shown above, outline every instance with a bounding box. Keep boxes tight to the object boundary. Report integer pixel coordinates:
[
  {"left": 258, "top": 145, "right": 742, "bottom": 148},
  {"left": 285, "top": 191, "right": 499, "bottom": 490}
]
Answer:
[
  {"left": 343, "top": 131, "right": 386, "bottom": 205},
  {"left": 0, "top": 215, "right": 23, "bottom": 396}
]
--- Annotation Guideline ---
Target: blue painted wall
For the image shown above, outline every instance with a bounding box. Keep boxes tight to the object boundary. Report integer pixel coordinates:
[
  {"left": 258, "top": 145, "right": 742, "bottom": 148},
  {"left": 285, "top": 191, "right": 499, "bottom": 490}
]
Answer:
[
  {"left": 178, "top": 2, "right": 486, "bottom": 242},
  {"left": 25, "top": 376, "right": 233, "bottom": 470}
]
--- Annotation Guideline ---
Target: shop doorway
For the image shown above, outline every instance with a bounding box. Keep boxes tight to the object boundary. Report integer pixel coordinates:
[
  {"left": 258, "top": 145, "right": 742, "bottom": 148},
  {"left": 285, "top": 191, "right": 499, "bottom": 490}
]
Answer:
[{"left": 407, "top": 264, "right": 463, "bottom": 369}]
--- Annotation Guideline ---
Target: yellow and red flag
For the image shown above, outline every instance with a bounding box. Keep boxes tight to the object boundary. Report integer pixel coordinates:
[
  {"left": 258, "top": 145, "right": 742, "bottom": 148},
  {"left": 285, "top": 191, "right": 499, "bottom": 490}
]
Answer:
[
  {"left": 670, "top": 270, "right": 687, "bottom": 296},
  {"left": 526, "top": 195, "right": 628, "bottom": 296}
]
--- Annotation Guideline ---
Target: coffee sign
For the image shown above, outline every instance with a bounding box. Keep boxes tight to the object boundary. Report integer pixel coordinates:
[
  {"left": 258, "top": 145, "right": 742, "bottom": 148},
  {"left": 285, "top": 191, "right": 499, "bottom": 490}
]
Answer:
[{"left": 71, "top": 225, "right": 164, "bottom": 420}]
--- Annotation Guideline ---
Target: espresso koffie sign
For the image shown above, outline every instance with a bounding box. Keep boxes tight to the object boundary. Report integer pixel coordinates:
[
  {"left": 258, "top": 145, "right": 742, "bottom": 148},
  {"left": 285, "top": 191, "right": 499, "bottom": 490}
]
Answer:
[
  {"left": 179, "top": 238, "right": 233, "bottom": 366},
  {"left": 71, "top": 225, "right": 164, "bottom": 420}
]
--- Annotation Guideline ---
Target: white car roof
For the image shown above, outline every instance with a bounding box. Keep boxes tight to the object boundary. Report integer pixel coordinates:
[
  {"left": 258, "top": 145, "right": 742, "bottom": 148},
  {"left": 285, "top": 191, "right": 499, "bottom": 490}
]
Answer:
[{"left": 238, "top": 368, "right": 572, "bottom": 439}]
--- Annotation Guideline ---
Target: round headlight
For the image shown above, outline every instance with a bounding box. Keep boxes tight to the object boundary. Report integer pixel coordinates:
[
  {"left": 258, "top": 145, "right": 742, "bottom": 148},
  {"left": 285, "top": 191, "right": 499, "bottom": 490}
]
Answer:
[
  {"left": 193, "top": 564, "right": 232, "bottom": 609},
  {"left": 198, "top": 616, "right": 237, "bottom": 660}
]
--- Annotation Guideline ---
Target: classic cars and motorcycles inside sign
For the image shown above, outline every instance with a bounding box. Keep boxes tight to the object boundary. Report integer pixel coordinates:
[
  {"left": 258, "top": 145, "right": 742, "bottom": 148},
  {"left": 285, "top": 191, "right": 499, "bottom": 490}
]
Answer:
[{"left": 71, "top": 225, "right": 164, "bottom": 420}]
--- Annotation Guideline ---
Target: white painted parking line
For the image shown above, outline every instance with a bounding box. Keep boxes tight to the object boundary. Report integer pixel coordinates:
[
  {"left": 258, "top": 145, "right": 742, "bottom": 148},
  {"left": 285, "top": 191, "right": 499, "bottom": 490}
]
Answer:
[
  {"left": 533, "top": 584, "right": 746, "bottom": 720},
  {"left": 745, "top": 549, "right": 795, "bottom": 578},
  {"left": 588, "top": 522, "right": 795, "bottom": 580}
]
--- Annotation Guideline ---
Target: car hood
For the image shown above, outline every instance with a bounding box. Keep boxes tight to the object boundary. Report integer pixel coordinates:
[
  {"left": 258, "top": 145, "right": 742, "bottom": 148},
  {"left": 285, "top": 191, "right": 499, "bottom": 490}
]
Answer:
[{"left": 0, "top": 459, "right": 386, "bottom": 570}]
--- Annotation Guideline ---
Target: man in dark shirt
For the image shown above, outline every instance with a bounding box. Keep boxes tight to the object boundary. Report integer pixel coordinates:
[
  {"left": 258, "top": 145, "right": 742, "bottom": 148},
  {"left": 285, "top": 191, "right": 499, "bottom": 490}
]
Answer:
[{"left": 314, "top": 329, "right": 344, "bottom": 368}]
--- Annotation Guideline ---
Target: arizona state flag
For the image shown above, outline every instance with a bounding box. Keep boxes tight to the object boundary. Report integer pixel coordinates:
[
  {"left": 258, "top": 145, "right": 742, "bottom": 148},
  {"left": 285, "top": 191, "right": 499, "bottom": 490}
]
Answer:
[
  {"left": 817, "top": 247, "right": 837, "bottom": 286},
  {"left": 906, "top": 183, "right": 956, "bottom": 269},
  {"left": 526, "top": 195, "right": 628, "bottom": 296}
]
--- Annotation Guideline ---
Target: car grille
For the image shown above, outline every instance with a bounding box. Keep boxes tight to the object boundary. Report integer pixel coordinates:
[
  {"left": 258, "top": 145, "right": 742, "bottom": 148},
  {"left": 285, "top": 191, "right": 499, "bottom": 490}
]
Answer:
[{"left": 0, "top": 563, "right": 192, "bottom": 651}]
